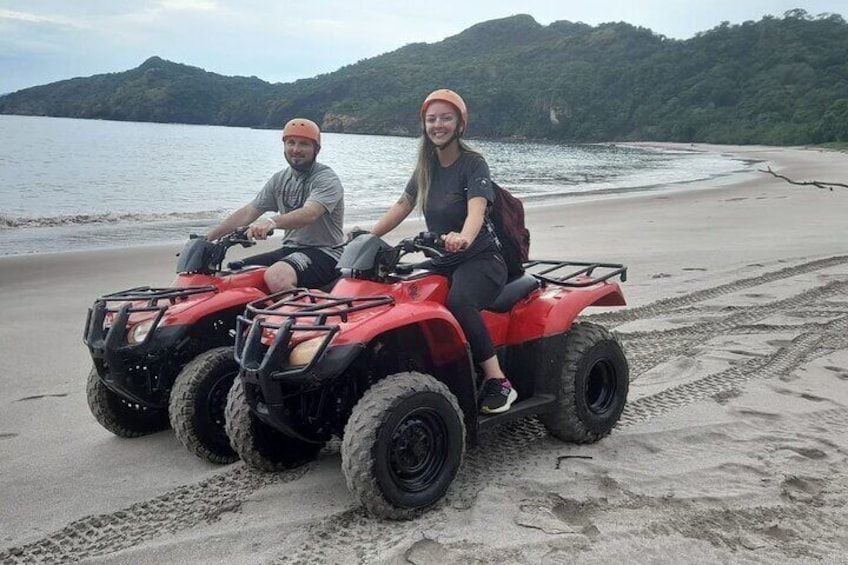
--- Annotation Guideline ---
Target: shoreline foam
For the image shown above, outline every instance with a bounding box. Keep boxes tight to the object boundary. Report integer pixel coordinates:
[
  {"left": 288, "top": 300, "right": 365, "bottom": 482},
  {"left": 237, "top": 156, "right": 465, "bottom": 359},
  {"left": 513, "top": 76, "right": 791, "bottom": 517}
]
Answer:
[{"left": 0, "top": 145, "right": 759, "bottom": 258}]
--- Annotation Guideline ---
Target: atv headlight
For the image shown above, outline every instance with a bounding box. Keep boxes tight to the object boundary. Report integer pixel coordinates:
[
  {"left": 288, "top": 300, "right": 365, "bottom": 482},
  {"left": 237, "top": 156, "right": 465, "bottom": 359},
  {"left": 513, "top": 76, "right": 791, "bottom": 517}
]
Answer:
[
  {"left": 128, "top": 319, "right": 155, "bottom": 345},
  {"left": 288, "top": 337, "right": 323, "bottom": 366}
]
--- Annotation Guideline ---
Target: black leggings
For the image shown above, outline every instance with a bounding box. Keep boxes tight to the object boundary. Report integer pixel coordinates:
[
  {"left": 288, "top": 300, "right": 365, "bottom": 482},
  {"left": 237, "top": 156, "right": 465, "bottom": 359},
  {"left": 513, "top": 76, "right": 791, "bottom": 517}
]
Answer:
[{"left": 441, "top": 250, "right": 508, "bottom": 363}]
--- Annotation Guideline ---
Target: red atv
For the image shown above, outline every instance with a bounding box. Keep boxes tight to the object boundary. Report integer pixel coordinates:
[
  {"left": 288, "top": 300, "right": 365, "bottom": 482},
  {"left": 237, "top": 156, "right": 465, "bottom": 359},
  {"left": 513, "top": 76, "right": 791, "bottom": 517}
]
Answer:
[
  {"left": 226, "top": 232, "right": 629, "bottom": 519},
  {"left": 83, "top": 227, "right": 272, "bottom": 463}
]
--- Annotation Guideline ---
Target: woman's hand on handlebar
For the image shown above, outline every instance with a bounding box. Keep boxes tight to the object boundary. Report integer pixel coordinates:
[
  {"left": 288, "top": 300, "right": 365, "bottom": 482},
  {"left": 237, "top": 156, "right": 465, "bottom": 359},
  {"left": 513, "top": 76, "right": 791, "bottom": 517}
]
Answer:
[{"left": 441, "top": 231, "right": 469, "bottom": 253}]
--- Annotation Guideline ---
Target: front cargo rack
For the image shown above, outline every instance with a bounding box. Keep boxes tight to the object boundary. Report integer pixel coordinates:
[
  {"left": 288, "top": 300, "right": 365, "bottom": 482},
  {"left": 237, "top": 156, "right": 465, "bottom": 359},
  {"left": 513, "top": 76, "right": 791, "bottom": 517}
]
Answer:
[
  {"left": 235, "top": 288, "right": 393, "bottom": 380},
  {"left": 83, "top": 285, "right": 217, "bottom": 350}
]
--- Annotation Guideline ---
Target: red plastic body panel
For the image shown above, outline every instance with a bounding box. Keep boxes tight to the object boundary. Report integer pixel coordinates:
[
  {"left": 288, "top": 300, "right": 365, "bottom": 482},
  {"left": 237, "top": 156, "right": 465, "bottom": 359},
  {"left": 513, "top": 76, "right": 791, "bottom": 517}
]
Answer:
[
  {"left": 316, "top": 274, "right": 625, "bottom": 349},
  {"left": 252, "top": 270, "right": 626, "bottom": 368},
  {"left": 172, "top": 267, "right": 269, "bottom": 293},
  {"left": 123, "top": 267, "right": 271, "bottom": 327},
  {"left": 295, "top": 275, "right": 468, "bottom": 366},
  {"left": 505, "top": 282, "right": 626, "bottom": 344}
]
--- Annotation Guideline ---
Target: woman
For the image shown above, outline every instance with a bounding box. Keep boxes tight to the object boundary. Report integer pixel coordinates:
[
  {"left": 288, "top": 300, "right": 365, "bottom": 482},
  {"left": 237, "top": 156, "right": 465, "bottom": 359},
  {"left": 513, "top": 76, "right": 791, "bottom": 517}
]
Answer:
[{"left": 364, "top": 89, "right": 517, "bottom": 414}]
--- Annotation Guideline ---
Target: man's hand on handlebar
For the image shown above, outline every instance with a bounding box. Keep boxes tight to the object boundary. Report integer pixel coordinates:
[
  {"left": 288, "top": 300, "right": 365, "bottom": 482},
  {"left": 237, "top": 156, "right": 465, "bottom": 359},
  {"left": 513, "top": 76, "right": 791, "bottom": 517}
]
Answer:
[{"left": 246, "top": 218, "right": 276, "bottom": 240}]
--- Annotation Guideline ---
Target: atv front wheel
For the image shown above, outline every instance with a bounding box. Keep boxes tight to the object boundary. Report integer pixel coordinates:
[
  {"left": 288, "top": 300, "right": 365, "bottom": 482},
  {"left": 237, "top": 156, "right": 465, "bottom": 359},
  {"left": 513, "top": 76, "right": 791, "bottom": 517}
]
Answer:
[
  {"left": 169, "top": 347, "right": 239, "bottom": 464},
  {"left": 86, "top": 367, "right": 169, "bottom": 437},
  {"left": 341, "top": 372, "right": 466, "bottom": 520},
  {"left": 225, "top": 379, "right": 324, "bottom": 472},
  {"left": 540, "top": 322, "right": 629, "bottom": 443}
]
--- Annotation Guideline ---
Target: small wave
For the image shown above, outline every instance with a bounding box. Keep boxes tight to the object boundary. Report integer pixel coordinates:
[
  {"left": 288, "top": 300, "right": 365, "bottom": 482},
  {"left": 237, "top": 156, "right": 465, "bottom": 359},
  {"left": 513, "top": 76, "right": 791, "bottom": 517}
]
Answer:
[{"left": 0, "top": 210, "right": 229, "bottom": 230}]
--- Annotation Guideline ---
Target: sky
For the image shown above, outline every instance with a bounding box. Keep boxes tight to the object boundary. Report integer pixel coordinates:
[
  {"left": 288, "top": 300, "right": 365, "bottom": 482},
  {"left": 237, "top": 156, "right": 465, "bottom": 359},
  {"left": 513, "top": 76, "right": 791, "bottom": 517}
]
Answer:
[{"left": 1, "top": 1, "right": 845, "bottom": 95}]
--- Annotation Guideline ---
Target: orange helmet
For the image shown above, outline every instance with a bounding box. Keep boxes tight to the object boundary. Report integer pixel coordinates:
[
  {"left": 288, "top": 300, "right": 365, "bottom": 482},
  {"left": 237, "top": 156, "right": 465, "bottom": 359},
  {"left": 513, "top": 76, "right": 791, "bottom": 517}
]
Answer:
[
  {"left": 421, "top": 89, "right": 468, "bottom": 131},
  {"left": 282, "top": 118, "right": 321, "bottom": 150}
]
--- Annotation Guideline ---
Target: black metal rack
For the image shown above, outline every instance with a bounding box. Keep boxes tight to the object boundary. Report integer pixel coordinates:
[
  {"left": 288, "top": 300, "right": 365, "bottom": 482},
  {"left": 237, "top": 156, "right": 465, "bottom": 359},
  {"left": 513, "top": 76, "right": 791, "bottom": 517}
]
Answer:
[
  {"left": 524, "top": 260, "right": 627, "bottom": 287},
  {"left": 235, "top": 289, "right": 394, "bottom": 380},
  {"left": 83, "top": 285, "right": 217, "bottom": 350}
]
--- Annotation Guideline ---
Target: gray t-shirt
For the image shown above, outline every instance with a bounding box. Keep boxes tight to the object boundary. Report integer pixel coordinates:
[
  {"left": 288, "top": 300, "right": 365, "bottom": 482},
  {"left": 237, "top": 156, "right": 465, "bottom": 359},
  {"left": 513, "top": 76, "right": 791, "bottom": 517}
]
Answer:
[{"left": 252, "top": 162, "right": 344, "bottom": 259}]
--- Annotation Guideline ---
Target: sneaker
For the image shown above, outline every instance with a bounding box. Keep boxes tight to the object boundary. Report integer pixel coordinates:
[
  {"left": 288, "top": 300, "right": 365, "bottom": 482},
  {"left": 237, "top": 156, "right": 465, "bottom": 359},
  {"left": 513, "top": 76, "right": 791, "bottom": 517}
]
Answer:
[{"left": 479, "top": 378, "right": 518, "bottom": 414}]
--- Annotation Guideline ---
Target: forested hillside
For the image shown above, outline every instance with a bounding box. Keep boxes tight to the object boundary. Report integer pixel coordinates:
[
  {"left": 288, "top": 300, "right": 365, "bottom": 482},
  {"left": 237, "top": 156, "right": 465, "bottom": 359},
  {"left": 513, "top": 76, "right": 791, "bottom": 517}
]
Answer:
[{"left": 1, "top": 9, "right": 846, "bottom": 145}]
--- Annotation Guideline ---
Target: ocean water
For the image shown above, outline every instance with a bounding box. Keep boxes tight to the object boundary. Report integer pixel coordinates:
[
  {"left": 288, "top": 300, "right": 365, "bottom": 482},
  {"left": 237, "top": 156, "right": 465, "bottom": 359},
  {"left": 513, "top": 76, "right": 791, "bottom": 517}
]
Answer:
[{"left": 0, "top": 115, "right": 750, "bottom": 256}]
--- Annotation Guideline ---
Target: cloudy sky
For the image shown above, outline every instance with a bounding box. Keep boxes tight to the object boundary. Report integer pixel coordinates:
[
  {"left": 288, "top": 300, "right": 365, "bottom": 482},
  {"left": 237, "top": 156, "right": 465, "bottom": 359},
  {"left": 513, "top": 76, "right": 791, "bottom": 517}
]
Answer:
[{"left": 1, "top": 1, "right": 844, "bottom": 94}]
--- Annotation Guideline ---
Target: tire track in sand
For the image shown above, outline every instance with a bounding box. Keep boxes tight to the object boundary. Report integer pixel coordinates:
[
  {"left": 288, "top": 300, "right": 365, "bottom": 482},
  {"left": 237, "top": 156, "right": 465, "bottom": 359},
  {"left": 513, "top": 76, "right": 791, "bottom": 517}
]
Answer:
[
  {"left": 271, "top": 263, "right": 848, "bottom": 563},
  {"left": 2, "top": 257, "right": 846, "bottom": 563}
]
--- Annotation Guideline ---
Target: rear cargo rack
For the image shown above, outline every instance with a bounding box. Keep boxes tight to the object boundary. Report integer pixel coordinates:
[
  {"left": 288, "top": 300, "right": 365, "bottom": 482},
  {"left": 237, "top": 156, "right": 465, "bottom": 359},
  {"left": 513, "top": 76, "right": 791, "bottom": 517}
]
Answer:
[
  {"left": 235, "top": 289, "right": 393, "bottom": 380},
  {"left": 524, "top": 260, "right": 627, "bottom": 287}
]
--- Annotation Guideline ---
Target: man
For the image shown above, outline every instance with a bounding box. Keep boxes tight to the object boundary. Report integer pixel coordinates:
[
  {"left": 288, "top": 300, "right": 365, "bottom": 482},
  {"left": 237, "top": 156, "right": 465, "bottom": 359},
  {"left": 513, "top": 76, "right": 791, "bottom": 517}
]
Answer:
[{"left": 207, "top": 118, "right": 344, "bottom": 292}]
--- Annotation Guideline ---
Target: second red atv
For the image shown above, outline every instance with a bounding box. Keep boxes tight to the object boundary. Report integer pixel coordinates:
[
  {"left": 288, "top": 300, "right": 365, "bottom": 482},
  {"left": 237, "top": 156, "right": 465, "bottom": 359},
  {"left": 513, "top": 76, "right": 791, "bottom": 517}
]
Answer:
[
  {"left": 226, "top": 232, "right": 629, "bottom": 518},
  {"left": 83, "top": 227, "right": 273, "bottom": 463}
]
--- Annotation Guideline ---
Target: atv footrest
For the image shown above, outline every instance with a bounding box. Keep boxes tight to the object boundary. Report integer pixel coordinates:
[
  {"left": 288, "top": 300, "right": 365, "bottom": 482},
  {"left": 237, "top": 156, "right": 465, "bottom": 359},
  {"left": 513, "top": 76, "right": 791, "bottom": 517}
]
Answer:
[{"left": 477, "top": 393, "right": 556, "bottom": 433}]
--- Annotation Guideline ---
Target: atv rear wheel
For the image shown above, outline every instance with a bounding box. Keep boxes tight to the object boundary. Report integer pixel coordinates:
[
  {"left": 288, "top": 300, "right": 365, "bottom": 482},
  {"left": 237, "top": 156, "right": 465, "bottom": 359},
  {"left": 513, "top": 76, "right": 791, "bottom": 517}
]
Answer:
[
  {"left": 540, "top": 322, "right": 629, "bottom": 443},
  {"left": 169, "top": 347, "right": 239, "bottom": 464},
  {"left": 341, "top": 372, "right": 465, "bottom": 520},
  {"left": 225, "top": 379, "right": 324, "bottom": 472},
  {"left": 86, "top": 367, "right": 169, "bottom": 437}
]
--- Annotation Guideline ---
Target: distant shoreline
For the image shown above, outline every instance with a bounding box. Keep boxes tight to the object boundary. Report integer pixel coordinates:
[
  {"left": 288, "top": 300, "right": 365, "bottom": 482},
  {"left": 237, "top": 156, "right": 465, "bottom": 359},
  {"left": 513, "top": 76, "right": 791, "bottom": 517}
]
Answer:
[
  {"left": 0, "top": 141, "right": 761, "bottom": 258},
  {"left": 4, "top": 141, "right": 842, "bottom": 259}
]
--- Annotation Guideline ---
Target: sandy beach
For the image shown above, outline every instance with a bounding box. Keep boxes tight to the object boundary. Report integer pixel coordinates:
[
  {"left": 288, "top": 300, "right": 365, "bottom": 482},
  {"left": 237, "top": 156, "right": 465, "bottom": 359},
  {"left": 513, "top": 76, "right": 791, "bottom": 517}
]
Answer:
[{"left": 1, "top": 143, "right": 847, "bottom": 564}]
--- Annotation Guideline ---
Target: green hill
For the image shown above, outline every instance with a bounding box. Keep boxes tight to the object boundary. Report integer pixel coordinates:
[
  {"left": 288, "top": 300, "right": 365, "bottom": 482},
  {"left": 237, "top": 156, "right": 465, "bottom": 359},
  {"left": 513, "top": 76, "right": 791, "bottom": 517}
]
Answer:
[{"left": 1, "top": 9, "right": 846, "bottom": 145}]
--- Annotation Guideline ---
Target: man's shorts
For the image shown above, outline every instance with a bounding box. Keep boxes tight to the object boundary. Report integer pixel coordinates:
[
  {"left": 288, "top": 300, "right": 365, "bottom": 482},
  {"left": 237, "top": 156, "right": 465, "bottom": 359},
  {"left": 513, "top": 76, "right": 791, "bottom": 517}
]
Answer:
[{"left": 242, "top": 246, "right": 338, "bottom": 289}]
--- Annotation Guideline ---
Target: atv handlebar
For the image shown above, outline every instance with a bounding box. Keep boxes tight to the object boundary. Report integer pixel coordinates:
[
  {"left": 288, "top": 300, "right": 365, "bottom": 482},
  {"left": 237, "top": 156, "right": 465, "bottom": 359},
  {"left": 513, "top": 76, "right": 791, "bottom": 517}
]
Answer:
[
  {"left": 219, "top": 226, "right": 257, "bottom": 248},
  {"left": 188, "top": 226, "right": 256, "bottom": 248},
  {"left": 392, "top": 233, "right": 447, "bottom": 274},
  {"left": 400, "top": 232, "right": 446, "bottom": 258},
  {"left": 178, "top": 227, "right": 258, "bottom": 275},
  {"left": 338, "top": 232, "right": 447, "bottom": 281},
  {"left": 343, "top": 232, "right": 627, "bottom": 288}
]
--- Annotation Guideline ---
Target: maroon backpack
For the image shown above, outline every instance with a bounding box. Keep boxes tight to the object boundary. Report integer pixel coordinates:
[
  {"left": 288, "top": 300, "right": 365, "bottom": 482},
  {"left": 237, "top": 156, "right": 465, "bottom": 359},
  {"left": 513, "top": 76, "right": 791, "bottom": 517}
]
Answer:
[{"left": 488, "top": 182, "right": 530, "bottom": 278}]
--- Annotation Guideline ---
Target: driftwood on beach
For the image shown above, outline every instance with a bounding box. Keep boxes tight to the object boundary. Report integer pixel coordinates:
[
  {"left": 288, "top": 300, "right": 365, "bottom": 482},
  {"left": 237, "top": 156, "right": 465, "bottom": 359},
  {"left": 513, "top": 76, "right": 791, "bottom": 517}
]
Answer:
[{"left": 761, "top": 165, "right": 848, "bottom": 190}]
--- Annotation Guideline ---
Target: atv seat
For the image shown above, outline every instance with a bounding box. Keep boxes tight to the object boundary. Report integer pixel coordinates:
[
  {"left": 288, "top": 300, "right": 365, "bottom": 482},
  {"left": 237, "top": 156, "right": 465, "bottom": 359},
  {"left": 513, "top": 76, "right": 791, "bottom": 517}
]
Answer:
[{"left": 486, "top": 273, "right": 540, "bottom": 313}]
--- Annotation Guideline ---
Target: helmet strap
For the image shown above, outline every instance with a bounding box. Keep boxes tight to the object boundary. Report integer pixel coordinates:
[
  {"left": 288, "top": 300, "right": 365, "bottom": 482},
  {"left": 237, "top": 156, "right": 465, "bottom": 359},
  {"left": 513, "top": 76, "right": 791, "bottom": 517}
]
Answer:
[{"left": 436, "top": 134, "right": 456, "bottom": 150}]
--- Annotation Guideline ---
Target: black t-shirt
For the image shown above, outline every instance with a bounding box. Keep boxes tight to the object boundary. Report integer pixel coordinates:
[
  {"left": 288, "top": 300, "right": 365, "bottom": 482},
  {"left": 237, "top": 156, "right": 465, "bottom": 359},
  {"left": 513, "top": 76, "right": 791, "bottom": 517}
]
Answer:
[
  {"left": 404, "top": 152, "right": 495, "bottom": 236},
  {"left": 404, "top": 151, "right": 500, "bottom": 266}
]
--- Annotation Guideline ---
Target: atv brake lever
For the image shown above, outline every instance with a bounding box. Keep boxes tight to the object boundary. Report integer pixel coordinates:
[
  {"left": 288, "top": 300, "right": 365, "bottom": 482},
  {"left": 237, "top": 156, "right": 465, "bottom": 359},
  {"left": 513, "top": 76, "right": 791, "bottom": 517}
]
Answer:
[
  {"left": 395, "top": 259, "right": 434, "bottom": 275},
  {"left": 415, "top": 243, "right": 446, "bottom": 259}
]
